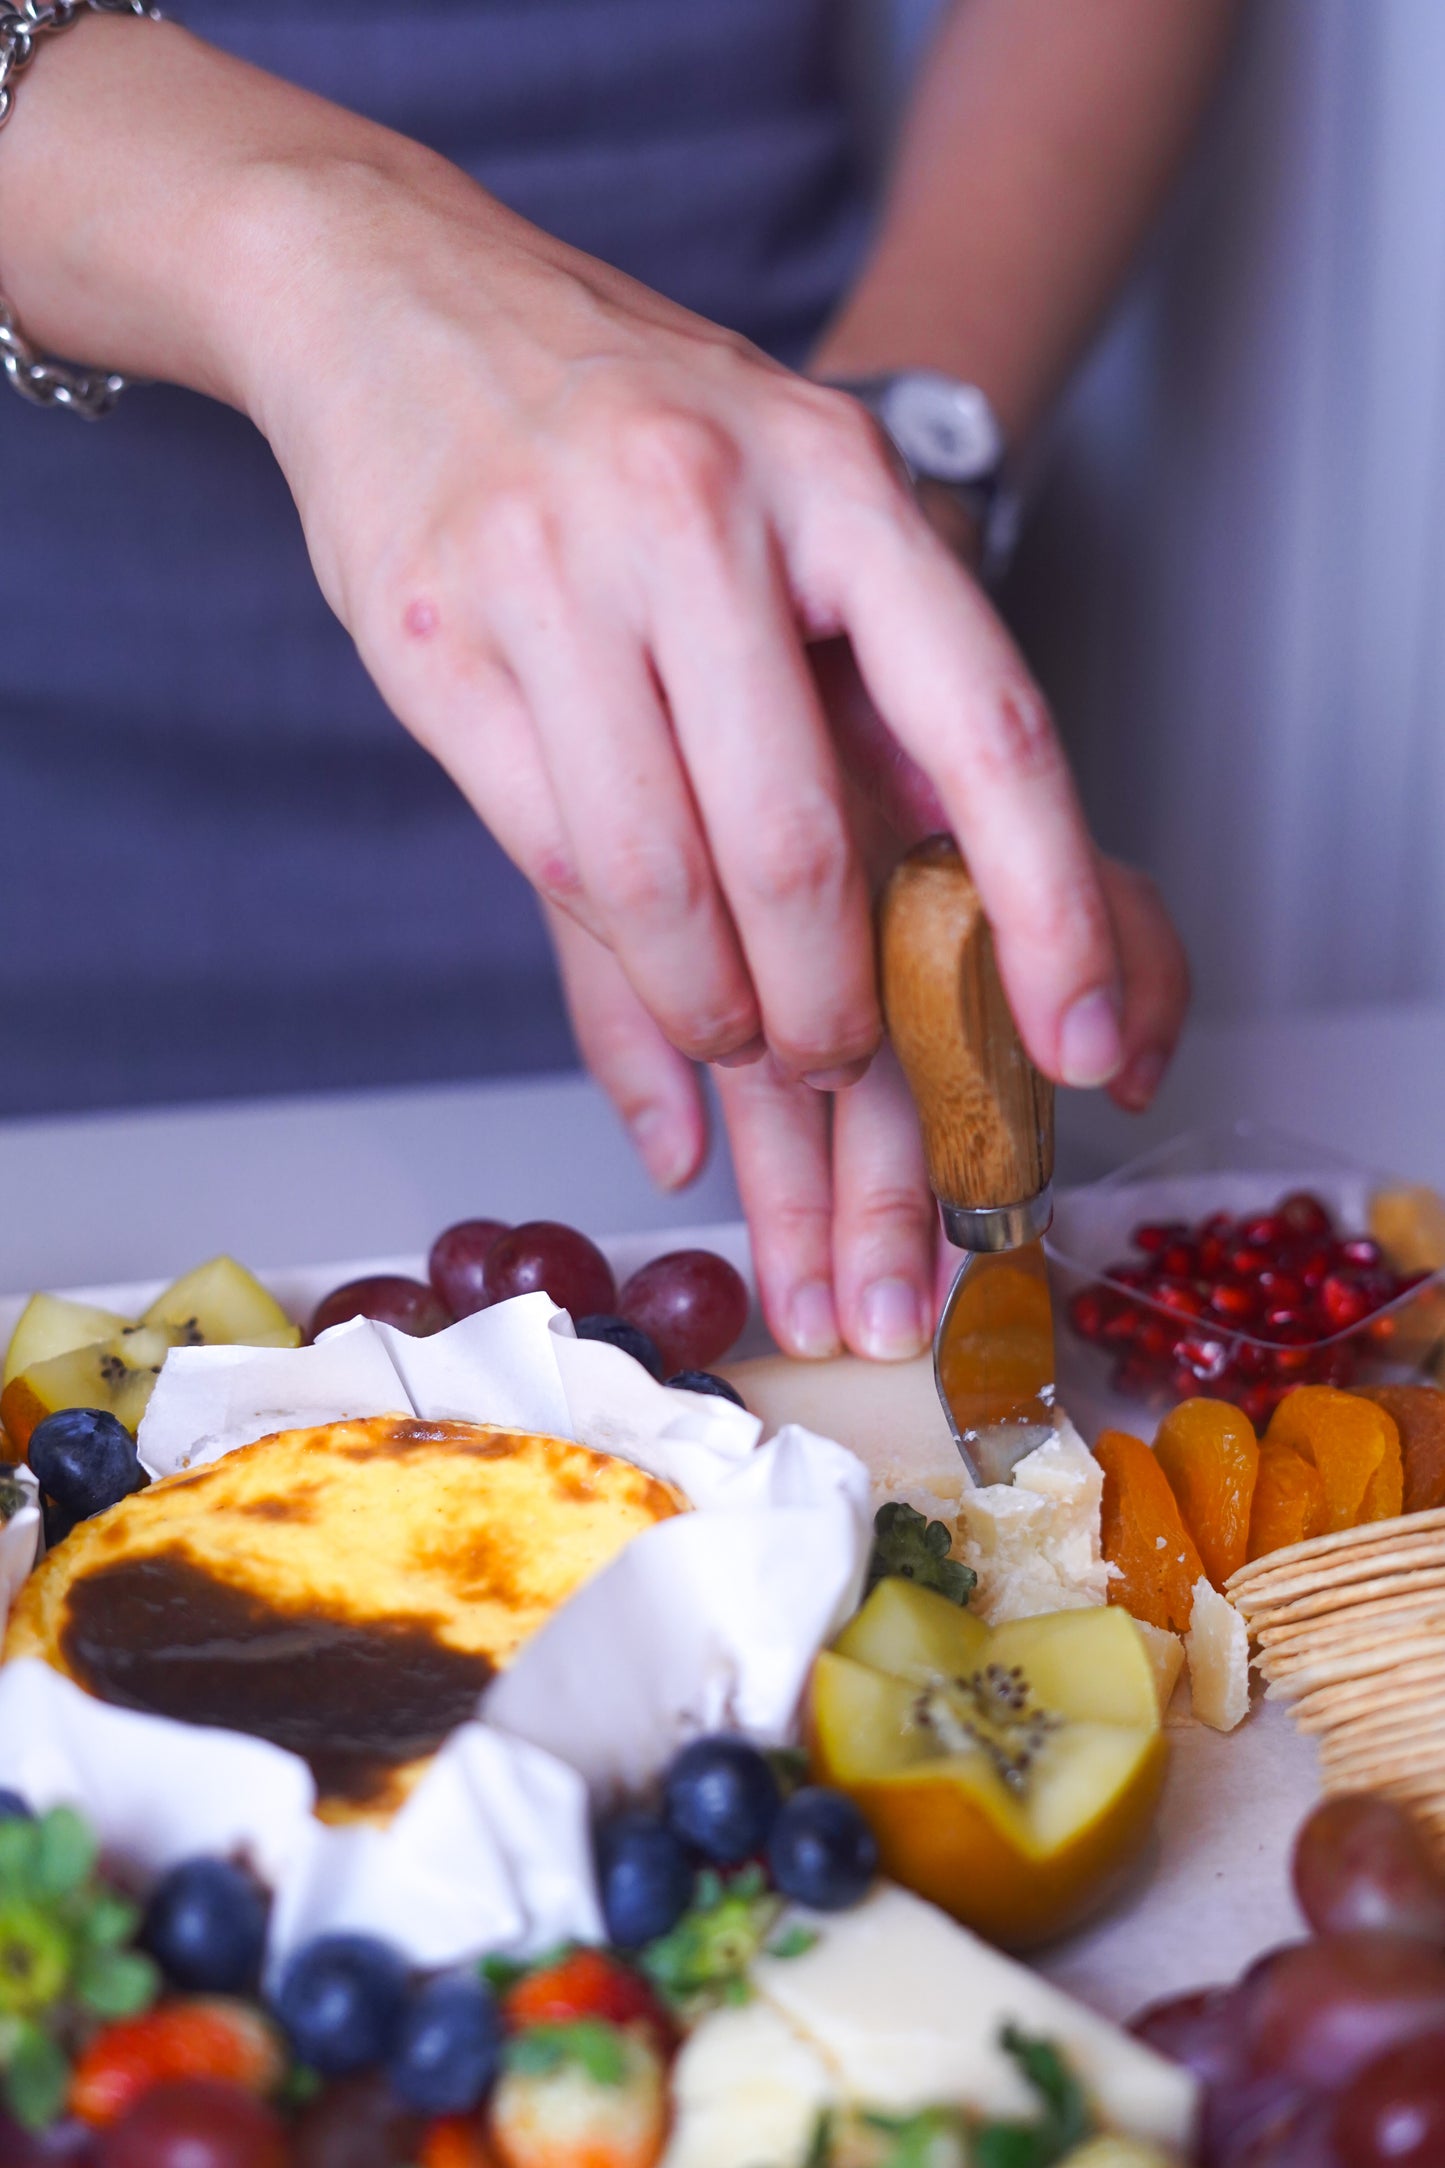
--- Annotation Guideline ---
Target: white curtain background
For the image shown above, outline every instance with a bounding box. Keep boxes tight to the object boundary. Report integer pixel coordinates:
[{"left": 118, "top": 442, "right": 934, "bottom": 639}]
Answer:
[{"left": 860, "top": 0, "right": 1445, "bottom": 1020}]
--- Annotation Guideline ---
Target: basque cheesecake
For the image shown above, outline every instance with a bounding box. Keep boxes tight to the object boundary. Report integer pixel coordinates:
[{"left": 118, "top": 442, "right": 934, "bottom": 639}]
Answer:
[{"left": 4, "top": 1414, "right": 684, "bottom": 1819}]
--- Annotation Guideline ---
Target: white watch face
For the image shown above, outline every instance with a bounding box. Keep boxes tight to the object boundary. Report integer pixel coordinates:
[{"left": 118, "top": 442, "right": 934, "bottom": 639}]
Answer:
[{"left": 877, "top": 372, "right": 1004, "bottom": 485}]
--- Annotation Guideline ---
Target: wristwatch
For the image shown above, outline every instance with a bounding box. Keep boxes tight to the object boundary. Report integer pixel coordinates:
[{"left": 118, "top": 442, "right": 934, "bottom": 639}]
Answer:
[{"left": 827, "top": 369, "right": 1019, "bottom": 581}]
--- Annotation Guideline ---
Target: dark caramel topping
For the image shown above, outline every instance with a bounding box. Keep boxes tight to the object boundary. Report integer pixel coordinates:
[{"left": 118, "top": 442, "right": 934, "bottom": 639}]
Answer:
[{"left": 59, "top": 1545, "right": 495, "bottom": 1807}]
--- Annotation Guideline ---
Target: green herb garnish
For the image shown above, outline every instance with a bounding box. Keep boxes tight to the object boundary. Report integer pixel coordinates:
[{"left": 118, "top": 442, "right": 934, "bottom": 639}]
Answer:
[
  {"left": 0, "top": 1807, "right": 160, "bottom": 2130},
  {"left": 971, "top": 2027, "right": 1094, "bottom": 2168},
  {"left": 866, "top": 1503, "right": 976, "bottom": 1607}
]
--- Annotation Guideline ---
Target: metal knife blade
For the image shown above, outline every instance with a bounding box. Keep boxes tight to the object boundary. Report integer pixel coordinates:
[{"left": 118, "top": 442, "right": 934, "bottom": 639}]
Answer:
[
  {"left": 935, "top": 1237, "right": 1056, "bottom": 1485},
  {"left": 878, "top": 835, "right": 1058, "bottom": 1486}
]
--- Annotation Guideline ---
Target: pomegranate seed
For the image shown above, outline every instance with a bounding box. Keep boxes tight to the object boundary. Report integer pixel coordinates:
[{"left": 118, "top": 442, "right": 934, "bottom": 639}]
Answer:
[
  {"left": 1161, "top": 1242, "right": 1197, "bottom": 1279},
  {"left": 1101, "top": 1302, "right": 1141, "bottom": 1344},
  {"left": 1177, "top": 1334, "right": 1229, "bottom": 1381},
  {"left": 1068, "top": 1289, "right": 1111, "bottom": 1340},
  {"left": 1297, "top": 1245, "right": 1334, "bottom": 1288},
  {"left": 1210, "top": 1280, "right": 1258, "bottom": 1322},
  {"left": 1233, "top": 1340, "right": 1273, "bottom": 1380},
  {"left": 1197, "top": 1234, "right": 1227, "bottom": 1275},
  {"left": 1136, "top": 1317, "right": 1177, "bottom": 1360},
  {"left": 1240, "top": 1383, "right": 1284, "bottom": 1427},
  {"left": 1154, "top": 1279, "right": 1206, "bottom": 1318},
  {"left": 1132, "top": 1221, "right": 1187, "bottom": 1256},
  {"left": 1256, "top": 1269, "right": 1306, "bottom": 1308},
  {"left": 1317, "top": 1344, "right": 1359, "bottom": 1387},
  {"left": 1321, "top": 1271, "right": 1376, "bottom": 1332},
  {"left": 1227, "top": 1245, "right": 1272, "bottom": 1280},
  {"left": 1278, "top": 1191, "right": 1334, "bottom": 1240},
  {"left": 1339, "top": 1237, "right": 1383, "bottom": 1269},
  {"left": 1271, "top": 1343, "right": 1315, "bottom": 1377},
  {"left": 1262, "top": 1306, "right": 1315, "bottom": 1340},
  {"left": 1108, "top": 1263, "right": 1152, "bottom": 1292},
  {"left": 1242, "top": 1214, "right": 1287, "bottom": 1250},
  {"left": 1201, "top": 1212, "right": 1237, "bottom": 1240}
]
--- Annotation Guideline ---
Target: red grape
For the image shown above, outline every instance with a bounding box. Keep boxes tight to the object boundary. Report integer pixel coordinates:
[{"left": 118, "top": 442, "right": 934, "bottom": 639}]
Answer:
[
  {"left": 0, "top": 2120, "right": 95, "bottom": 2165},
  {"left": 1293, "top": 1798, "right": 1445, "bottom": 1945},
  {"left": 618, "top": 1250, "right": 749, "bottom": 1375},
  {"left": 1132, "top": 1984, "right": 1245, "bottom": 2092},
  {"left": 1240, "top": 1932, "right": 1445, "bottom": 2095},
  {"left": 96, "top": 2082, "right": 285, "bottom": 2168},
  {"left": 1333, "top": 2031, "right": 1445, "bottom": 2166},
  {"left": 483, "top": 1221, "right": 615, "bottom": 1319},
  {"left": 290, "top": 2074, "right": 422, "bottom": 2168},
  {"left": 309, "top": 1275, "right": 451, "bottom": 1341},
  {"left": 427, "top": 1219, "right": 510, "bottom": 1319}
]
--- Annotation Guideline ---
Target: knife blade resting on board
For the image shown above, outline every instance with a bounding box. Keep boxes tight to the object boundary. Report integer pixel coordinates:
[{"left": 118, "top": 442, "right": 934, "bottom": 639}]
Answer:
[{"left": 878, "top": 836, "right": 1057, "bottom": 1485}]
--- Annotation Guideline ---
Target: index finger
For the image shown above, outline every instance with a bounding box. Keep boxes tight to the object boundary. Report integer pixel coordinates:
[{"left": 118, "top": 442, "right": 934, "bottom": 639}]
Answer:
[{"left": 783, "top": 447, "right": 1125, "bottom": 1088}]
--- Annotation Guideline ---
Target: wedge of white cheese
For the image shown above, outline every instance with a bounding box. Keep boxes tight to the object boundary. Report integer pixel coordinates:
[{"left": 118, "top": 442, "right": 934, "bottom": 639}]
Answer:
[
  {"left": 955, "top": 1421, "right": 1116, "bottom": 1623},
  {"left": 1185, "top": 1578, "right": 1251, "bottom": 1731},
  {"left": 718, "top": 1351, "right": 967, "bottom": 1522},
  {"left": 662, "top": 1884, "right": 1197, "bottom": 2166}
]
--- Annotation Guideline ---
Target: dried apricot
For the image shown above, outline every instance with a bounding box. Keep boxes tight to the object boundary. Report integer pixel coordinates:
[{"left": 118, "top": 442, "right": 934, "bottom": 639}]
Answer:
[
  {"left": 1359, "top": 1386, "right": 1445, "bottom": 1514},
  {"left": 1247, "top": 1441, "right": 1327, "bottom": 1560},
  {"left": 1265, "top": 1386, "right": 1393, "bottom": 1533},
  {"left": 1096, "top": 1428, "right": 1207, "bottom": 1633},
  {"left": 1153, "top": 1398, "right": 1260, "bottom": 1588}
]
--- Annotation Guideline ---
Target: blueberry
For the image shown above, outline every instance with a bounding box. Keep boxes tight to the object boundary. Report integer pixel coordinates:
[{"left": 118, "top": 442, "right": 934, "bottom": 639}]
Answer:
[
  {"left": 766, "top": 1787, "right": 878, "bottom": 1911},
  {"left": 28, "top": 1408, "right": 147, "bottom": 1523},
  {"left": 0, "top": 1790, "right": 32, "bottom": 1822},
  {"left": 574, "top": 1315, "right": 665, "bottom": 1380},
  {"left": 665, "top": 1369, "right": 745, "bottom": 1408},
  {"left": 663, "top": 1735, "right": 781, "bottom": 1865},
  {"left": 273, "top": 1933, "right": 409, "bottom": 2075},
  {"left": 387, "top": 1972, "right": 502, "bottom": 2115},
  {"left": 596, "top": 1809, "right": 694, "bottom": 1947},
  {"left": 142, "top": 1856, "right": 270, "bottom": 1993}
]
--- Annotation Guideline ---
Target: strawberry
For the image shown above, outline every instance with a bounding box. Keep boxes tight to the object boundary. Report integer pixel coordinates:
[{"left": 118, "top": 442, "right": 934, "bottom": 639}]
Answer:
[
  {"left": 420, "top": 2115, "right": 502, "bottom": 2168},
  {"left": 69, "top": 1997, "right": 284, "bottom": 2128},
  {"left": 502, "top": 1952, "right": 671, "bottom": 2058},
  {"left": 488, "top": 2024, "right": 666, "bottom": 2168}
]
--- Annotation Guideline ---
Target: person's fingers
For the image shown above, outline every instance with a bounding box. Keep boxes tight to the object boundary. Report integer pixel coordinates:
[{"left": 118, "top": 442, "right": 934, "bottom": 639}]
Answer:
[
  {"left": 361, "top": 628, "right": 608, "bottom": 942},
  {"left": 774, "top": 404, "right": 1126, "bottom": 1090},
  {"left": 482, "top": 521, "right": 761, "bottom": 1067},
  {"left": 1098, "top": 858, "right": 1191, "bottom": 1112},
  {"left": 546, "top": 904, "right": 708, "bottom": 1191},
  {"left": 634, "top": 417, "right": 880, "bottom": 1086},
  {"left": 830, "top": 1045, "right": 937, "bottom": 1360},
  {"left": 714, "top": 1054, "right": 841, "bottom": 1359}
]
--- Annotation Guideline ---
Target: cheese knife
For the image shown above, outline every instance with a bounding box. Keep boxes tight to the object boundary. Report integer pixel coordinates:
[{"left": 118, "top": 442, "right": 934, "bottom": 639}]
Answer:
[{"left": 878, "top": 836, "right": 1057, "bottom": 1485}]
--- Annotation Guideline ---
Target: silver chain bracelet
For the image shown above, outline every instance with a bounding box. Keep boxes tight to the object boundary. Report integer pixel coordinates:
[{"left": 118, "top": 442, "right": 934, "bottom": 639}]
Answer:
[{"left": 0, "top": 0, "right": 162, "bottom": 418}]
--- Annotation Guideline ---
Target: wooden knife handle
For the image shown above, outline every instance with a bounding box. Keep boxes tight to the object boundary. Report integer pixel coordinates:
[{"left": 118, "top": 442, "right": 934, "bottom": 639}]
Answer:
[{"left": 878, "top": 836, "right": 1054, "bottom": 1217}]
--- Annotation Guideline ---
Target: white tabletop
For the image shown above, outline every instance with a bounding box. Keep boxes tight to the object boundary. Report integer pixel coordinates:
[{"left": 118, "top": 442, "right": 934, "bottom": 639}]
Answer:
[{"left": 1, "top": 998, "right": 1440, "bottom": 1293}]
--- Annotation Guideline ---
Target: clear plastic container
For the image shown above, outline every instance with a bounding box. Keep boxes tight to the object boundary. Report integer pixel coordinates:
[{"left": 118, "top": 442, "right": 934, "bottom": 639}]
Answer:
[{"left": 1047, "top": 1121, "right": 1445, "bottom": 1434}]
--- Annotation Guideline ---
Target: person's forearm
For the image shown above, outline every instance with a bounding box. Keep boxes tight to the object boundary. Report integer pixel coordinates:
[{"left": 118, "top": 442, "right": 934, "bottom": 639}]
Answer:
[
  {"left": 0, "top": 14, "right": 493, "bottom": 415},
  {"left": 814, "top": 0, "right": 1242, "bottom": 442}
]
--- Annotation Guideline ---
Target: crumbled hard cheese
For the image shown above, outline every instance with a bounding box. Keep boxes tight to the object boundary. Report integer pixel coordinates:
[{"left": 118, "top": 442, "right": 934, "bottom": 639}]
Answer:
[
  {"left": 1130, "top": 1617, "right": 1186, "bottom": 1716},
  {"left": 1186, "top": 1578, "right": 1251, "bottom": 1731},
  {"left": 717, "top": 1351, "right": 968, "bottom": 1522},
  {"left": 955, "top": 1419, "right": 1115, "bottom": 1624}
]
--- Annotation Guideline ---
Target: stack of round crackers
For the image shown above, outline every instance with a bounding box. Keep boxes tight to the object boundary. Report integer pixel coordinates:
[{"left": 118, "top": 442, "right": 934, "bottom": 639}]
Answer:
[{"left": 1229, "top": 1508, "right": 1445, "bottom": 1851}]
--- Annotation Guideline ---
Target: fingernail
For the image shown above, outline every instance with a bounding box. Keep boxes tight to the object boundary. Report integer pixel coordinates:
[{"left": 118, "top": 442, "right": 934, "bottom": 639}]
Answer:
[
  {"left": 1059, "top": 988, "right": 1125, "bottom": 1088},
  {"left": 1115, "top": 1046, "right": 1167, "bottom": 1112},
  {"left": 787, "top": 1279, "right": 841, "bottom": 1359},
  {"left": 628, "top": 1107, "right": 693, "bottom": 1190},
  {"left": 803, "top": 1059, "right": 870, "bottom": 1093},
  {"left": 715, "top": 1034, "right": 767, "bottom": 1071},
  {"left": 858, "top": 1276, "right": 926, "bottom": 1361}
]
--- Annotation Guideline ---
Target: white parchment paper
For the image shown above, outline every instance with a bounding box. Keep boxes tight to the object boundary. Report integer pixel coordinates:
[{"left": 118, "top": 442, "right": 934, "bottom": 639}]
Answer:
[{"left": 0, "top": 1294, "right": 871, "bottom": 1969}]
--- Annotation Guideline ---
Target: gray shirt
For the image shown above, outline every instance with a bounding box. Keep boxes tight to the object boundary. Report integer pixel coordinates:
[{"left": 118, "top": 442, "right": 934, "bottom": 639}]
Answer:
[{"left": 0, "top": 0, "right": 867, "bottom": 1116}]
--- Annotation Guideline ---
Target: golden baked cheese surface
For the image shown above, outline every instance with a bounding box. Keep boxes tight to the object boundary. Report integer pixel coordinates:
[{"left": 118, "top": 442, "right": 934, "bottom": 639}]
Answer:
[{"left": 4, "top": 1415, "right": 683, "bottom": 1816}]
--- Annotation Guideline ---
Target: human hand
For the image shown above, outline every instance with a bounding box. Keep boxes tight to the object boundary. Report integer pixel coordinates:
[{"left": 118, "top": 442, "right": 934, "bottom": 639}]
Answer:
[
  {"left": 235, "top": 147, "right": 1157, "bottom": 1102},
  {"left": 548, "top": 847, "right": 1188, "bottom": 1360}
]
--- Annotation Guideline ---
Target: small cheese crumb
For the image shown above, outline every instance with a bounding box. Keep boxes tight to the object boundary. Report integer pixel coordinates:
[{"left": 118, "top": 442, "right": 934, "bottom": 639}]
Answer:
[
  {"left": 955, "top": 1420, "right": 1114, "bottom": 1624},
  {"left": 1185, "top": 1578, "right": 1250, "bottom": 1731}
]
